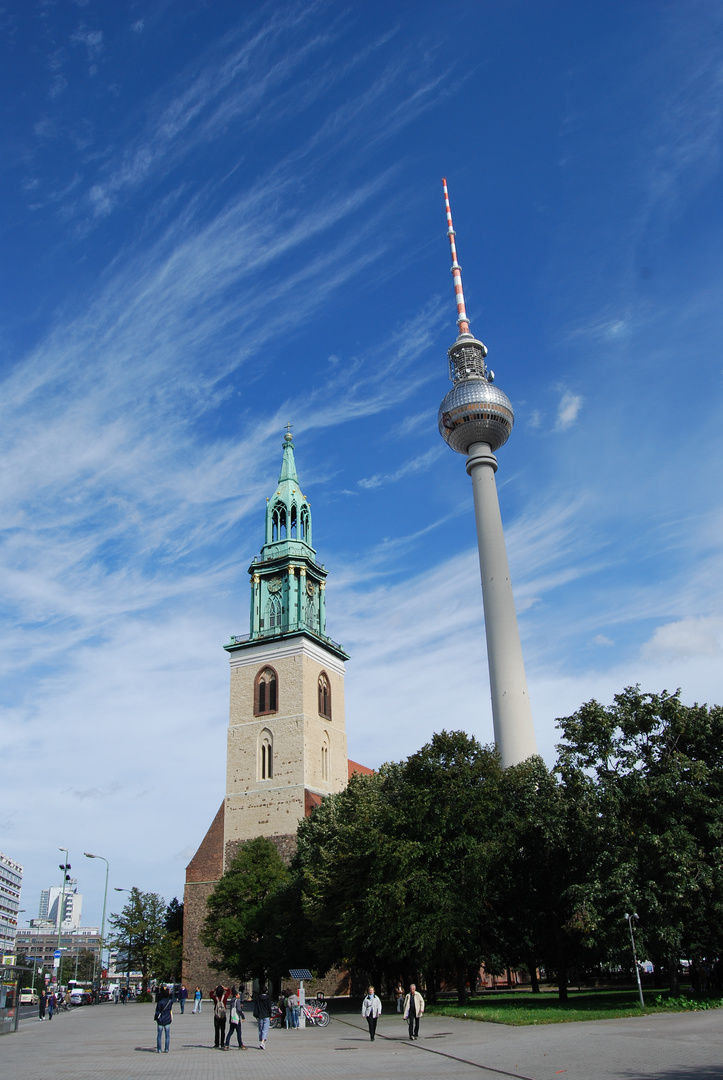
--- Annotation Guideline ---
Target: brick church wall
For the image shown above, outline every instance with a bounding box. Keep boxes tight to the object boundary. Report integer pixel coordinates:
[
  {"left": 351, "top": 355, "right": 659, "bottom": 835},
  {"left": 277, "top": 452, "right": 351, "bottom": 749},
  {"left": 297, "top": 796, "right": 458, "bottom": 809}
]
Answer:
[{"left": 182, "top": 801, "right": 233, "bottom": 993}]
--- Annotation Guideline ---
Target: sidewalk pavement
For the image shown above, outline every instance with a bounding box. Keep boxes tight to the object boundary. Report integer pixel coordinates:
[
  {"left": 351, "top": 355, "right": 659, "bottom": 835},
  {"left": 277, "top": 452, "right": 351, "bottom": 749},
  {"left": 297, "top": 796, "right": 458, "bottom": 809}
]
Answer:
[{"left": 2, "top": 1000, "right": 722, "bottom": 1080}]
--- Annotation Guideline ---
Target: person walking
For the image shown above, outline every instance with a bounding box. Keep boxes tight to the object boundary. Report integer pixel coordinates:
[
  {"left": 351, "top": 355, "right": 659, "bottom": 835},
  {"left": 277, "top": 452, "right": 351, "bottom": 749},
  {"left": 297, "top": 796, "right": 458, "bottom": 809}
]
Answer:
[
  {"left": 225, "top": 989, "right": 246, "bottom": 1049},
  {"left": 210, "top": 984, "right": 229, "bottom": 1048},
  {"left": 179, "top": 984, "right": 188, "bottom": 1014},
  {"left": 403, "top": 983, "right": 424, "bottom": 1040},
  {"left": 395, "top": 981, "right": 404, "bottom": 1012},
  {"left": 192, "top": 985, "right": 202, "bottom": 1014},
  {"left": 361, "top": 985, "right": 382, "bottom": 1041},
  {"left": 47, "top": 990, "right": 57, "bottom": 1020},
  {"left": 253, "top": 983, "right": 272, "bottom": 1049},
  {"left": 154, "top": 986, "right": 173, "bottom": 1053},
  {"left": 38, "top": 989, "right": 48, "bottom": 1021},
  {"left": 287, "top": 989, "right": 299, "bottom": 1029}
]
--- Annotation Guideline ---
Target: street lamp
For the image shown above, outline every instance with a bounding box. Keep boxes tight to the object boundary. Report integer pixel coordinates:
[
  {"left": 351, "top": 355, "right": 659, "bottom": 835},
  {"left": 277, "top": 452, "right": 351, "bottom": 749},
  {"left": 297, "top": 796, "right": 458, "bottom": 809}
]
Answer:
[
  {"left": 56, "top": 847, "right": 71, "bottom": 976},
  {"left": 624, "top": 912, "right": 645, "bottom": 1008},
  {"left": 84, "top": 853, "right": 110, "bottom": 992},
  {"left": 114, "top": 888, "right": 132, "bottom": 992}
]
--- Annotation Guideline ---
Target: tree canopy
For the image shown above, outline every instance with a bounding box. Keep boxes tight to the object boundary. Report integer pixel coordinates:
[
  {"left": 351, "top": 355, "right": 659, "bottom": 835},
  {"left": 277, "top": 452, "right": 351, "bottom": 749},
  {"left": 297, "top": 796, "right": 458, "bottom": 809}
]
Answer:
[
  {"left": 198, "top": 688, "right": 723, "bottom": 1000},
  {"left": 201, "top": 836, "right": 292, "bottom": 985}
]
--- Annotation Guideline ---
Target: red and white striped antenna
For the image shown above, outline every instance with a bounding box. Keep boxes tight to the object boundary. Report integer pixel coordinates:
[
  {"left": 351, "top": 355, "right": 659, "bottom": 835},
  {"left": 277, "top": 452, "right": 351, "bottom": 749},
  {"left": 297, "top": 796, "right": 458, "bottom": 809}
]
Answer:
[{"left": 442, "top": 178, "right": 471, "bottom": 337}]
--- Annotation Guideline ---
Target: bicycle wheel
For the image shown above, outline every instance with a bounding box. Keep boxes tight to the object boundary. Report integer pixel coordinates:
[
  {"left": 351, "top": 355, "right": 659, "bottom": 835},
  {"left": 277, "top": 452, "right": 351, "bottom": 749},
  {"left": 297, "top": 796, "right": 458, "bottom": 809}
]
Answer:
[
  {"left": 316, "top": 1010, "right": 330, "bottom": 1027},
  {"left": 270, "top": 1016, "right": 283, "bottom": 1028}
]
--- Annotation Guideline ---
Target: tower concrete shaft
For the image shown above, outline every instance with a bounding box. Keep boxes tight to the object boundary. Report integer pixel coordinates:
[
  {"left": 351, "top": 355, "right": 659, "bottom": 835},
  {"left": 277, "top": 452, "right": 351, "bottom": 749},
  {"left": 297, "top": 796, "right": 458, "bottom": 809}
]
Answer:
[
  {"left": 466, "top": 442, "right": 536, "bottom": 766},
  {"left": 438, "top": 179, "right": 537, "bottom": 767}
]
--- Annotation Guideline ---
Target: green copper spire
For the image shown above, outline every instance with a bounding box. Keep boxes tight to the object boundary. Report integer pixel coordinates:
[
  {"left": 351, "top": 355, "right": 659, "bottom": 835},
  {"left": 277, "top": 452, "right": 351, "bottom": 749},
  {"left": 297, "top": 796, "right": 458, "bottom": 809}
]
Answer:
[
  {"left": 261, "top": 431, "right": 313, "bottom": 558},
  {"left": 224, "top": 432, "right": 348, "bottom": 661}
]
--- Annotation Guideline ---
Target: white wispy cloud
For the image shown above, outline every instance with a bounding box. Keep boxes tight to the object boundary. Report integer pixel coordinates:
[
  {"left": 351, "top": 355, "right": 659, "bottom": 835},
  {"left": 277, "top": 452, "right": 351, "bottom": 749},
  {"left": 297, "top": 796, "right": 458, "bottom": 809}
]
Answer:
[{"left": 555, "top": 389, "right": 583, "bottom": 430}]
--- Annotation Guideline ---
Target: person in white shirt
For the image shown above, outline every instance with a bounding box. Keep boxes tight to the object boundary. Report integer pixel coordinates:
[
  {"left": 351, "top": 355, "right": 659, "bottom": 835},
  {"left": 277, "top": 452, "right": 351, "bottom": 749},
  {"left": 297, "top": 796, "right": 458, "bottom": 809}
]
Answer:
[
  {"left": 361, "top": 985, "right": 382, "bottom": 1041},
  {"left": 403, "top": 983, "right": 424, "bottom": 1040}
]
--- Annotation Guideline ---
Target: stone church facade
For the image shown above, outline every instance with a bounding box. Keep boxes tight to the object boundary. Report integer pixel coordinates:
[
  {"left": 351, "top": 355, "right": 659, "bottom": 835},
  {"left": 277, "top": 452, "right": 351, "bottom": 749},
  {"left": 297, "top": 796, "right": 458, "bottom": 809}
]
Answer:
[{"left": 182, "top": 433, "right": 370, "bottom": 992}]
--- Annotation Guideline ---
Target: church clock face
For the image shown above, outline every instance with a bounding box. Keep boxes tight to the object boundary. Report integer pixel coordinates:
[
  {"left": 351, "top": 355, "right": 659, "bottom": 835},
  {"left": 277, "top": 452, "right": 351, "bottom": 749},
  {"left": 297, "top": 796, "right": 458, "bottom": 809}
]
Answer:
[
  {"left": 306, "top": 581, "right": 315, "bottom": 598},
  {"left": 268, "top": 577, "right": 283, "bottom": 594}
]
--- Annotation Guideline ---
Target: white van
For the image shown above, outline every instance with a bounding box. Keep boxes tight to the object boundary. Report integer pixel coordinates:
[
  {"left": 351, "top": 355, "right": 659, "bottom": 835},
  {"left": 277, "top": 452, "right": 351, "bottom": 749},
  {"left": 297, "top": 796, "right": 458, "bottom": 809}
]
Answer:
[{"left": 19, "top": 988, "right": 39, "bottom": 1005}]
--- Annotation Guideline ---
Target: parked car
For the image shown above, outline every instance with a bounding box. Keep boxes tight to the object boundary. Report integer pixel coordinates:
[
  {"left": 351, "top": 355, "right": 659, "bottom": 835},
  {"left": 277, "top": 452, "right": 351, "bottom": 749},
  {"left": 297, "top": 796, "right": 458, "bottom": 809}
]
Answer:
[
  {"left": 19, "top": 988, "right": 39, "bottom": 1006},
  {"left": 70, "top": 988, "right": 92, "bottom": 1006}
]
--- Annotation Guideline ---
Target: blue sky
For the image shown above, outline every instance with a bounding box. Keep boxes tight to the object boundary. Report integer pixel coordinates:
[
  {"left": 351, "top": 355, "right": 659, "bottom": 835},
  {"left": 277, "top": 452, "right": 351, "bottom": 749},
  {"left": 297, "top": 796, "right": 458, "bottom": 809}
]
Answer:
[{"left": 2, "top": 0, "right": 722, "bottom": 930}]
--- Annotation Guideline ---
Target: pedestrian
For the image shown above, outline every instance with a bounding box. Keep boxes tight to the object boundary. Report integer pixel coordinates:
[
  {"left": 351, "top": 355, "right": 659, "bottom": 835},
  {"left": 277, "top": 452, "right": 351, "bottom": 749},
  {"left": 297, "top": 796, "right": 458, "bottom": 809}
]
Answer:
[
  {"left": 278, "top": 987, "right": 288, "bottom": 1028},
  {"left": 225, "top": 989, "right": 247, "bottom": 1049},
  {"left": 38, "top": 989, "right": 47, "bottom": 1020},
  {"left": 179, "top": 984, "right": 188, "bottom": 1014},
  {"left": 361, "top": 985, "right": 382, "bottom": 1041},
  {"left": 210, "top": 983, "right": 229, "bottom": 1048},
  {"left": 395, "top": 981, "right": 404, "bottom": 1012},
  {"left": 253, "top": 983, "right": 272, "bottom": 1049},
  {"left": 120, "top": 985, "right": 127, "bottom": 1005},
  {"left": 192, "top": 985, "right": 202, "bottom": 1013},
  {"left": 286, "top": 989, "right": 299, "bottom": 1029},
  {"left": 403, "top": 983, "right": 424, "bottom": 1040},
  {"left": 113, "top": 985, "right": 119, "bottom": 1004},
  {"left": 154, "top": 985, "right": 173, "bottom": 1053},
  {"left": 47, "top": 990, "right": 57, "bottom": 1020}
]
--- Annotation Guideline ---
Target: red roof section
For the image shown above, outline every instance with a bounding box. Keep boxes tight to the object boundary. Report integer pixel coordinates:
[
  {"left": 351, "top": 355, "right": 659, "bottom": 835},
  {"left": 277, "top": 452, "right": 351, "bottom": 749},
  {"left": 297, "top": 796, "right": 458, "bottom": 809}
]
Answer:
[{"left": 348, "top": 759, "right": 374, "bottom": 779}]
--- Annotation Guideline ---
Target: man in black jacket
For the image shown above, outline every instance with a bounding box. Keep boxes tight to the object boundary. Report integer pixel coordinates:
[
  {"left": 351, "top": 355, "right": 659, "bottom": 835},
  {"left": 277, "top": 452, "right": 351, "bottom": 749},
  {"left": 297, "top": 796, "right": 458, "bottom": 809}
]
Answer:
[{"left": 154, "top": 987, "right": 173, "bottom": 1053}]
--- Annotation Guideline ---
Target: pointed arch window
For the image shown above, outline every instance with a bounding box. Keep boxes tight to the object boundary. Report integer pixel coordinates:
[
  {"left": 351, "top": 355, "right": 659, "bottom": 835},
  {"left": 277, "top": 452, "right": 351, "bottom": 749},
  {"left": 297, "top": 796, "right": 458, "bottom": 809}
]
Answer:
[
  {"left": 259, "top": 729, "right": 273, "bottom": 780},
  {"left": 321, "top": 732, "right": 330, "bottom": 782},
  {"left": 271, "top": 503, "right": 287, "bottom": 541},
  {"left": 300, "top": 507, "right": 309, "bottom": 541},
  {"left": 318, "top": 672, "right": 331, "bottom": 719},
  {"left": 255, "top": 666, "right": 278, "bottom": 716},
  {"left": 290, "top": 504, "right": 297, "bottom": 539},
  {"left": 305, "top": 599, "right": 316, "bottom": 631},
  {"left": 268, "top": 596, "right": 282, "bottom": 630}
]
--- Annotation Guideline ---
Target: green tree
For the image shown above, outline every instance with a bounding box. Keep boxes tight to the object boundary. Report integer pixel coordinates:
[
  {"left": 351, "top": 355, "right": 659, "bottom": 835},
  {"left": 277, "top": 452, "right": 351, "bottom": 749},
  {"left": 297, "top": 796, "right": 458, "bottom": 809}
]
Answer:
[
  {"left": 493, "top": 754, "right": 603, "bottom": 999},
  {"left": 201, "top": 837, "right": 292, "bottom": 986},
  {"left": 154, "top": 898, "right": 184, "bottom": 983},
  {"left": 58, "top": 948, "right": 97, "bottom": 985},
  {"left": 556, "top": 686, "right": 723, "bottom": 993},
  {"left": 107, "top": 887, "right": 168, "bottom": 992},
  {"left": 296, "top": 731, "right": 506, "bottom": 1001}
]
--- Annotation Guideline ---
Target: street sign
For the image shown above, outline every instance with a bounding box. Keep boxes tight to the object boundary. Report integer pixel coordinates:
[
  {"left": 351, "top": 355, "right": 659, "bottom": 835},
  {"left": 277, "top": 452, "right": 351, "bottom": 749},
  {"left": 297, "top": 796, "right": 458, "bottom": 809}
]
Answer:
[{"left": 53, "top": 950, "right": 62, "bottom": 958}]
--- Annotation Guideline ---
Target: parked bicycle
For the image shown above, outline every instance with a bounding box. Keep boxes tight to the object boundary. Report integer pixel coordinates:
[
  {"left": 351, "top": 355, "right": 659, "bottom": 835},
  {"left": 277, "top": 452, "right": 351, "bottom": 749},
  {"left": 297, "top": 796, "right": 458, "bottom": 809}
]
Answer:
[{"left": 270, "top": 1001, "right": 330, "bottom": 1028}]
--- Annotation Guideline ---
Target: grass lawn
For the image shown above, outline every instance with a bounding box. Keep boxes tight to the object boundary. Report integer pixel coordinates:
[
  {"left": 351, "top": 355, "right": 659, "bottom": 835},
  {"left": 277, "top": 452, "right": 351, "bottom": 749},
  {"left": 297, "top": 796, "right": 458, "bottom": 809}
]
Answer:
[{"left": 427, "top": 988, "right": 723, "bottom": 1026}]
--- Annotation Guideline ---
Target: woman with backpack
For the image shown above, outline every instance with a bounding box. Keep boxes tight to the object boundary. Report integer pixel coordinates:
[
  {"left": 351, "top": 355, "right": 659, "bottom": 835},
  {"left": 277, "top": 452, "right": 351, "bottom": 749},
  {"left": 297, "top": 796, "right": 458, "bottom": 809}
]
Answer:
[
  {"left": 225, "top": 989, "right": 246, "bottom": 1049},
  {"left": 210, "top": 984, "right": 230, "bottom": 1049}
]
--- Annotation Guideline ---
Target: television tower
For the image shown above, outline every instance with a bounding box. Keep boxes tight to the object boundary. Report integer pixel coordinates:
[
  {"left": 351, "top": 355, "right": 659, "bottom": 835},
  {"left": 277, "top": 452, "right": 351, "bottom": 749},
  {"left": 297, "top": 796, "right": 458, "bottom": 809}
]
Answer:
[{"left": 437, "top": 178, "right": 537, "bottom": 767}]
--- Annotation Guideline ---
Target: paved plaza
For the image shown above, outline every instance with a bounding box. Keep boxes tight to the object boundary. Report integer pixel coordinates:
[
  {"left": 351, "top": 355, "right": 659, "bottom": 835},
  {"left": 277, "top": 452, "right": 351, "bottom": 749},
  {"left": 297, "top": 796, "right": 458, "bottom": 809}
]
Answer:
[{"left": 1, "top": 1001, "right": 722, "bottom": 1080}]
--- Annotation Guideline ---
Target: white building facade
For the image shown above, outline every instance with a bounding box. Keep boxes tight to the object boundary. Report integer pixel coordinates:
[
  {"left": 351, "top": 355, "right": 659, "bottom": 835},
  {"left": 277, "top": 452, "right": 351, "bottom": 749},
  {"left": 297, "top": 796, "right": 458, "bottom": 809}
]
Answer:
[{"left": 0, "top": 852, "right": 23, "bottom": 956}]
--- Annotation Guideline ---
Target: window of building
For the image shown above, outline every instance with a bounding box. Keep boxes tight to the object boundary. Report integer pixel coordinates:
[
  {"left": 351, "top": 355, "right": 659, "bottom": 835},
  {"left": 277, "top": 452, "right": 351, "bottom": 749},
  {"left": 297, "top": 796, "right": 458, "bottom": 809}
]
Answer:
[
  {"left": 255, "top": 667, "right": 278, "bottom": 715},
  {"left": 321, "top": 733, "right": 330, "bottom": 782},
  {"left": 318, "top": 672, "right": 331, "bottom": 719},
  {"left": 268, "top": 596, "right": 282, "bottom": 629},
  {"left": 271, "top": 503, "right": 287, "bottom": 541},
  {"left": 259, "top": 730, "right": 273, "bottom": 780}
]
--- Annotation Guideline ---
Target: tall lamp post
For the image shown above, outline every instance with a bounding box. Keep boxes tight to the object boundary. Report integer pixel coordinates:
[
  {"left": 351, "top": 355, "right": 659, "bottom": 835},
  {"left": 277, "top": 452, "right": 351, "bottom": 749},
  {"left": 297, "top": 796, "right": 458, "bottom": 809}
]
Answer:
[
  {"left": 114, "top": 888, "right": 132, "bottom": 993},
  {"left": 84, "top": 853, "right": 110, "bottom": 992},
  {"left": 56, "top": 847, "right": 71, "bottom": 984},
  {"left": 624, "top": 912, "right": 645, "bottom": 1008}
]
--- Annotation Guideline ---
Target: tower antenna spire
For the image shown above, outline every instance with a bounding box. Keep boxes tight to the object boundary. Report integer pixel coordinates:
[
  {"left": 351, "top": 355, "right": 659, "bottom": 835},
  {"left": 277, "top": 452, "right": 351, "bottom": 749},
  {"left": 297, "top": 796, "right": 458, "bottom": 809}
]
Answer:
[{"left": 443, "top": 178, "right": 471, "bottom": 338}]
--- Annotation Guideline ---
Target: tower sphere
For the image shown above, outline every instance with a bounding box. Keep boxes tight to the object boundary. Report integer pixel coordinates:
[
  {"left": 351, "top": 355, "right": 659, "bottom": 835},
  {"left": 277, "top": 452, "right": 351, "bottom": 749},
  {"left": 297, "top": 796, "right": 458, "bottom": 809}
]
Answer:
[
  {"left": 438, "top": 379, "right": 514, "bottom": 454},
  {"left": 438, "top": 334, "right": 514, "bottom": 455}
]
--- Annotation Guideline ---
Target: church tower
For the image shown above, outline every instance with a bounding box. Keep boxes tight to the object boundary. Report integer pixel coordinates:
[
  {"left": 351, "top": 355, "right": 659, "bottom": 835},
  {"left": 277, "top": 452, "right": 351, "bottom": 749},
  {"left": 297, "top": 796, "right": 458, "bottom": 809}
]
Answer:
[
  {"left": 183, "top": 432, "right": 351, "bottom": 990},
  {"left": 221, "top": 431, "right": 349, "bottom": 864}
]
